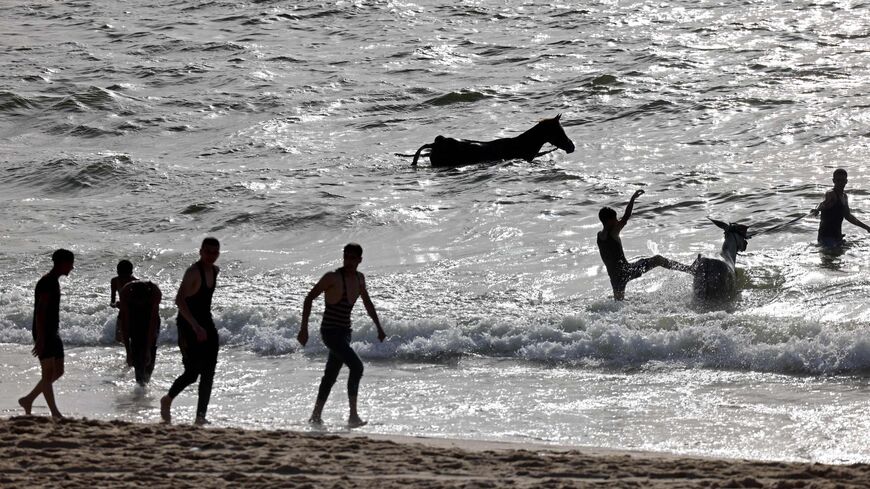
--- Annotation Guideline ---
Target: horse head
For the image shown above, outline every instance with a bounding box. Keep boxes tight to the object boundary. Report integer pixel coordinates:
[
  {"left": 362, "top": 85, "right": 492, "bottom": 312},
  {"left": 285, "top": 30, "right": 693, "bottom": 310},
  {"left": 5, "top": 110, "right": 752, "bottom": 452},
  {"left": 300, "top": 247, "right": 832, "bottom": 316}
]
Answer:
[{"left": 541, "top": 114, "right": 575, "bottom": 154}]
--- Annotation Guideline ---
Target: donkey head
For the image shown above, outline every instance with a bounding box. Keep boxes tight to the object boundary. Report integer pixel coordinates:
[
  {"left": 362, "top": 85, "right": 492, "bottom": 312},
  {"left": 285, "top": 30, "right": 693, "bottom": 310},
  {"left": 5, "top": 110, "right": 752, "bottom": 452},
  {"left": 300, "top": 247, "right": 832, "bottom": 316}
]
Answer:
[{"left": 709, "top": 218, "right": 750, "bottom": 255}]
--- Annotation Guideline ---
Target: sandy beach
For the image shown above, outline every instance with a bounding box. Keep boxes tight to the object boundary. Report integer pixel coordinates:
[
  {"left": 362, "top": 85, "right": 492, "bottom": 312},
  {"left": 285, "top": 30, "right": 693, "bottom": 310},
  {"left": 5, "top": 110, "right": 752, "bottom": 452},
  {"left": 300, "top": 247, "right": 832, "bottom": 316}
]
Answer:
[{"left": 0, "top": 416, "right": 867, "bottom": 488}]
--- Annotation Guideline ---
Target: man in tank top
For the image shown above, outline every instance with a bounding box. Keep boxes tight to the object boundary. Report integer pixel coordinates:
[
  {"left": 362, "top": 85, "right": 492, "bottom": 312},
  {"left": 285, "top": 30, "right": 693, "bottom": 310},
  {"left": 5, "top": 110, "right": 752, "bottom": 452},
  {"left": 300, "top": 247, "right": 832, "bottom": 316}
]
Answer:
[
  {"left": 597, "top": 189, "right": 695, "bottom": 300},
  {"left": 811, "top": 168, "right": 870, "bottom": 248},
  {"left": 298, "top": 243, "right": 386, "bottom": 427},
  {"left": 161, "top": 237, "right": 221, "bottom": 425}
]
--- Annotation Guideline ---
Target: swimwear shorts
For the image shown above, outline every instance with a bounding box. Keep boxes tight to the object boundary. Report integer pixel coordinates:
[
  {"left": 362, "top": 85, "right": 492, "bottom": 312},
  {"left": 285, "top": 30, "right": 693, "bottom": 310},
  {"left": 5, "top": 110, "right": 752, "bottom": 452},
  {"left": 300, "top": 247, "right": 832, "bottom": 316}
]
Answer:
[
  {"left": 818, "top": 237, "right": 844, "bottom": 249},
  {"left": 609, "top": 258, "right": 656, "bottom": 294},
  {"left": 34, "top": 334, "right": 64, "bottom": 360}
]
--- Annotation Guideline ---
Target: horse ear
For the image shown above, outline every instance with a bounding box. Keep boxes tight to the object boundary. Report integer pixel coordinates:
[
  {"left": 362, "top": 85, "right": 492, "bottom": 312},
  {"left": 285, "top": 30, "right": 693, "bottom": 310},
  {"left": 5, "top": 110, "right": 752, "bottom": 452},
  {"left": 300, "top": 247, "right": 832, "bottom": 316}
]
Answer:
[
  {"left": 555, "top": 113, "right": 561, "bottom": 120},
  {"left": 707, "top": 217, "right": 729, "bottom": 230}
]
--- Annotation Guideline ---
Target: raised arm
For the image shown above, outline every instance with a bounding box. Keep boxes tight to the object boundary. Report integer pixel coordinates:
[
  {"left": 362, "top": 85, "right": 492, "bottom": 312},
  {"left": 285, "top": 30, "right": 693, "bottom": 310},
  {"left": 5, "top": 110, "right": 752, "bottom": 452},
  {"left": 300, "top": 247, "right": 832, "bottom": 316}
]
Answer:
[
  {"left": 298, "top": 273, "right": 335, "bottom": 346},
  {"left": 616, "top": 189, "right": 645, "bottom": 232},
  {"left": 175, "top": 267, "right": 205, "bottom": 342},
  {"left": 359, "top": 274, "right": 385, "bottom": 342}
]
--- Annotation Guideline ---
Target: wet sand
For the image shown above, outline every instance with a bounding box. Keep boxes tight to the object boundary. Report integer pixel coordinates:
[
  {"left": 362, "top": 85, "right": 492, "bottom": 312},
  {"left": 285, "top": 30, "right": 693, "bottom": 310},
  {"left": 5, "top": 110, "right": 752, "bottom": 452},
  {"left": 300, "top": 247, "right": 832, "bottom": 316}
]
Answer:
[{"left": 1, "top": 417, "right": 868, "bottom": 488}]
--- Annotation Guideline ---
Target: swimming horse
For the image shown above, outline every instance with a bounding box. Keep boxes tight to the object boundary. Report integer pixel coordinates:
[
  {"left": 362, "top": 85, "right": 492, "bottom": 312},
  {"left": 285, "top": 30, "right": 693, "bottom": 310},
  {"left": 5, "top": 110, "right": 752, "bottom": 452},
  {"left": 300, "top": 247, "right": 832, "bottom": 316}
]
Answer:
[
  {"left": 404, "top": 114, "right": 575, "bottom": 167},
  {"left": 692, "top": 218, "right": 750, "bottom": 301}
]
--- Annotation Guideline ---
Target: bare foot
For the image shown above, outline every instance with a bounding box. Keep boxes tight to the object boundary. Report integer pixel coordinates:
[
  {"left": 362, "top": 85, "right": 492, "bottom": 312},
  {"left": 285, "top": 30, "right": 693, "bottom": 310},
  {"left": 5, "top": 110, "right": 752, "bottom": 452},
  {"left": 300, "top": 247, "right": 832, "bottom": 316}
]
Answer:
[
  {"left": 347, "top": 416, "right": 367, "bottom": 428},
  {"left": 160, "top": 395, "right": 172, "bottom": 423},
  {"left": 18, "top": 397, "right": 32, "bottom": 415}
]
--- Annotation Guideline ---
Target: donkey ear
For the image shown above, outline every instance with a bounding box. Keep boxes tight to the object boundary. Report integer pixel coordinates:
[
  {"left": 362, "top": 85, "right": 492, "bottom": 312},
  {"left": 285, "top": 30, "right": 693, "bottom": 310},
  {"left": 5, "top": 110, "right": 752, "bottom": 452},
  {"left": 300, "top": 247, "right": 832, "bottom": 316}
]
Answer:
[{"left": 707, "top": 217, "right": 729, "bottom": 230}]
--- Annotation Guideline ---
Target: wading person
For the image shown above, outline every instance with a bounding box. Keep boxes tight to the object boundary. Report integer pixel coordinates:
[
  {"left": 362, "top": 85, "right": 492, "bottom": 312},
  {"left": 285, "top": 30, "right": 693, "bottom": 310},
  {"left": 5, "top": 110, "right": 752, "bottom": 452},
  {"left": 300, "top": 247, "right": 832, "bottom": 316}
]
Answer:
[
  {"left": 110, "top": 259, "right": 137, "bottom": 365},
  {"left": 119, "top": 280, "right": 162, "bottom": 385},
  {"left": 298, "top": 243, "right": 386, "bottom": 427},
  {"left": 598, "top": 189, "right": 695, "bottom": 300},
  {"left": 811, "top": 168, "right": 870, "bottom": 248},
  {"left": 161, "top": 237, "right": 220, "bottom": 425},
  {"left": 19, "top": 249, "right": 75, "bottom": 419}
]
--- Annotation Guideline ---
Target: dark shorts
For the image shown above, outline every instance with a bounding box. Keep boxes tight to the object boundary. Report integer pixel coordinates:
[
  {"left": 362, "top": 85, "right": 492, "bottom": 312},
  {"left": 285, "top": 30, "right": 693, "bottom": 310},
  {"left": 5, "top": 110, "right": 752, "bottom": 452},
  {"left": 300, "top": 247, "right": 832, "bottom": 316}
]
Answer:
[
  {"left": 34, "top": 334, "right": 64, "bottom": 360},
  {"left": 818, "top": 237, "right": 845, "bottom": 249},
  {"left": 609, "top": 258, "right": 656, "bottom": 293}
]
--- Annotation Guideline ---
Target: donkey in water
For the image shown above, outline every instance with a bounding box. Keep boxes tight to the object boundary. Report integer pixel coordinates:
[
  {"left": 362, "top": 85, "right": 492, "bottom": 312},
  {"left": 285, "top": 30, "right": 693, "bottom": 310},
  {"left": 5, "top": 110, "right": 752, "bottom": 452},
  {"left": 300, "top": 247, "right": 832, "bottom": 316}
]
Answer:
[
  {"left": 403, "top": 114, "right": 575, "bottom": 167},
  {"left": 692, "top": 218, "right": 750, "bottom": 302}
]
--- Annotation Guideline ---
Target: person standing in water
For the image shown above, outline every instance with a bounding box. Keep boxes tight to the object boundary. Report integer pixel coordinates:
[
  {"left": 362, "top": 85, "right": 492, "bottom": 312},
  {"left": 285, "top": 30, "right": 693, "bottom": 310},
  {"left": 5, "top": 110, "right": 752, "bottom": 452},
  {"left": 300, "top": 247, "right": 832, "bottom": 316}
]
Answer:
[
  {"left": 110, "top": 260, "right": 137, "bottom": 366},
  {"left": 19, "top": 249, "right": 75, "bottom": 419},
  {"left": 811, "top": 168, "right": 870, "bottom": 248},
  {"left": 298, "top": 243, "right": 386, "bottom": 427},
  {"left": 119, "top": 279, "right": 162, "bottom": 385},
  {"left": 161, "top": 237, "right": 221, "bottom": 425},
  {"left": 597, "top": 189, "right": 695, "bottom": 300}
]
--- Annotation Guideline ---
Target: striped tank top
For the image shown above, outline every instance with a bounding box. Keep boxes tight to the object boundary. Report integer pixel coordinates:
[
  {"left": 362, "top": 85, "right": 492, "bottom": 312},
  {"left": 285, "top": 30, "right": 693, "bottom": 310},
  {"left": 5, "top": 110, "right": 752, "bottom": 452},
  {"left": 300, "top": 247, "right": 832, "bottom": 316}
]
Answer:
[{"left": 320, "top": 268, "right": 359, "bottom": 332}]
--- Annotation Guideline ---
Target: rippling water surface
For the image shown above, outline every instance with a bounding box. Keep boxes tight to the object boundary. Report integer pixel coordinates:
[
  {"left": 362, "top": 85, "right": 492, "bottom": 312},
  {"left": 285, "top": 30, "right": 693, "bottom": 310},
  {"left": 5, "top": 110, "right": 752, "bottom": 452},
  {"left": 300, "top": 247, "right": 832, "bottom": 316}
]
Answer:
[{"left": 2, "top": 0, "right": 870, "bottom": 462}]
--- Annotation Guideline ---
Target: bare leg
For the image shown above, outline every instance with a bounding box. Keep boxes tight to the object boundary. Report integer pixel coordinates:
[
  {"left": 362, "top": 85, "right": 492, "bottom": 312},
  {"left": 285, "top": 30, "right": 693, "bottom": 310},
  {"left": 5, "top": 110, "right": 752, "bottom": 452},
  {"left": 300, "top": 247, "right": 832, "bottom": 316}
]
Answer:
[
  {"left": 309, "top": 400, "right": 325, "bottom": 425},
  {"left": 18, "top": 387, "right": 38, "bottom": 415},
  {"left": 39, "top": 358, "right": 63, "bottom": 418},
  {"left": 160, "top": 395, "right": 172, "bottom": 423},
  {"left": 653, "top": 255, "right": 694, "bottom": 273},
  {"left": 347, "top": 396, "right": 367, "bottom": 428}
]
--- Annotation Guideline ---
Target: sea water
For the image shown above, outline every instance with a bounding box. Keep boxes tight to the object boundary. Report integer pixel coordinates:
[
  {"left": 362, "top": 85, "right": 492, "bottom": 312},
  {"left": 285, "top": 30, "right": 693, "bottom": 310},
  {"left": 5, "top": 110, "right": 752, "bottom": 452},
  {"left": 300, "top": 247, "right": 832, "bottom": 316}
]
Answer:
[{"left": 2, "top": 0, "right": 870, "bottom": 463}]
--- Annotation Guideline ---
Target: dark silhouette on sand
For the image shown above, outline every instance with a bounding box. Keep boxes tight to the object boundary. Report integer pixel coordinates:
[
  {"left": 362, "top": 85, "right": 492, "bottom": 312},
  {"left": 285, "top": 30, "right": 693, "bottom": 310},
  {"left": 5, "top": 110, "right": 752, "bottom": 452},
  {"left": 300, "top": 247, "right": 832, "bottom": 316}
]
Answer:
[
  {"left": 19, "top": 248, "right": 75, "bottom": 419},
  {"left": 298, "top": 243, "right": 386, "bottom": 428},
  {"left": 161, "top": 237, "right": 221, "bottom": 426}
]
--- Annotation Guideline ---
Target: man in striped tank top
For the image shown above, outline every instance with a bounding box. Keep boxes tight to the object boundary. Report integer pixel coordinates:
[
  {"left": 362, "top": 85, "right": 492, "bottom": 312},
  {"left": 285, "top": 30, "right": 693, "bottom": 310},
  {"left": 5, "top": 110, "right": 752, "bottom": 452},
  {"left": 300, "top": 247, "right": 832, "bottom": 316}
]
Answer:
[{"left": 298, "top": 243, "right": 386, "bottom": 427}]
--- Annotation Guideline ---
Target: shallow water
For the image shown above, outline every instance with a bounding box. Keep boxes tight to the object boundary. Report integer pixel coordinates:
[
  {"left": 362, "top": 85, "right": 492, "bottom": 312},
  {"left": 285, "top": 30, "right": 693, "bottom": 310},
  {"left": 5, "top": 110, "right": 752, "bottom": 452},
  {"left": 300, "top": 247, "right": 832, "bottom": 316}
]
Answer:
[
  {"left": 2, "top": 0, "right": 870, "bottom": 462},
  {"left": 3, "top": 345, "right": 870, "bottom": 464}
]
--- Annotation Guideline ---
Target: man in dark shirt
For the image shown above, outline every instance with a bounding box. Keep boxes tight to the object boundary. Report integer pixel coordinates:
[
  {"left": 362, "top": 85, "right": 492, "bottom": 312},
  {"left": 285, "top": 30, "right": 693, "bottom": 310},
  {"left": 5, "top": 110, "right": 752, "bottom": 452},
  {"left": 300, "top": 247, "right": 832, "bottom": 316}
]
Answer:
[
  {"left": 161, "top": 237, "right": 221, "bottom": 425},
  {"left": 811, "top": 168, "right": 870, "bottom": 248},
  {"left": 19, "top": 249, "right": 74, "bottom": 419},
  {"left": 597, "top": 190, "right": 695, "bottom": 300}
]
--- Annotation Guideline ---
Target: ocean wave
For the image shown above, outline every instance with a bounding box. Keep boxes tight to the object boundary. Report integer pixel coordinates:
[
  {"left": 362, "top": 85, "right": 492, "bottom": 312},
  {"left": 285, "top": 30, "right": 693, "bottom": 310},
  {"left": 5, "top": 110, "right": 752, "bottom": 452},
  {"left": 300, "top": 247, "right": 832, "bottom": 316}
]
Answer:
[
  {"left": 0, "top": 91, "right": 37, "bottom": 112},
  {"left": 2, "top": 154, "right": 137, "bottom": 195},
  {"left": 2, "top": 298, "right": 869, "bottom": 376}
]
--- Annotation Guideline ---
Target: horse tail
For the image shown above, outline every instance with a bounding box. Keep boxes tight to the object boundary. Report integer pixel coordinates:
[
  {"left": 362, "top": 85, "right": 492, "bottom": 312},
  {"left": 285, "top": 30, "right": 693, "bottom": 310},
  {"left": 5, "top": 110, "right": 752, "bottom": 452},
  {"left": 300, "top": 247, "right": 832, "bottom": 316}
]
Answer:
[{"left": 411, "top": 143, "right": 433, "bottom": 166}]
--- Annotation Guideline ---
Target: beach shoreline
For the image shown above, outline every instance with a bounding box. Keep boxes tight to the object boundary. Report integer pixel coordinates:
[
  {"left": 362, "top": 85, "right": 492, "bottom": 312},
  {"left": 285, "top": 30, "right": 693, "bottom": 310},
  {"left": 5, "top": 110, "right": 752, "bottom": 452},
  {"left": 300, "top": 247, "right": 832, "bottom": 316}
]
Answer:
[{"left": 2, "top": 416, "right": 868, "bottom": 488}]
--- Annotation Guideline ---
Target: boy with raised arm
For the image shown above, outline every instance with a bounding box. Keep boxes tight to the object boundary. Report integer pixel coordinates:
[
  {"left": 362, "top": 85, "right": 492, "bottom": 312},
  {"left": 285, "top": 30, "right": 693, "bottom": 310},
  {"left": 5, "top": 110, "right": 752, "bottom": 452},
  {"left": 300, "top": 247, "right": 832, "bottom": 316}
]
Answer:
[
  {"left": 298, "top": 243, "right": 386, "bottom": 427},
  {"left": 19, "top": 249, "right": 75, "bottom": 419},
  {"left": 597, "top": 190, "right": 695, "bottom": 300},
  {"left": 811, "top": 168, "right": 870, "bottom": 248}
]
